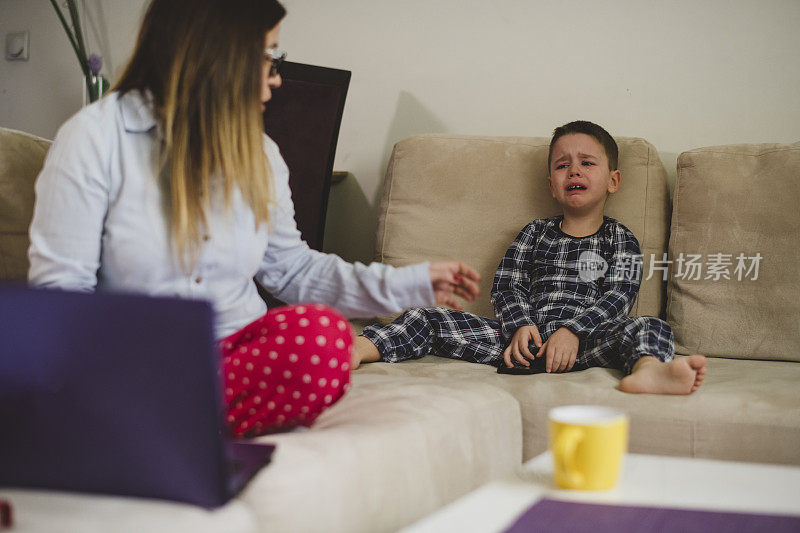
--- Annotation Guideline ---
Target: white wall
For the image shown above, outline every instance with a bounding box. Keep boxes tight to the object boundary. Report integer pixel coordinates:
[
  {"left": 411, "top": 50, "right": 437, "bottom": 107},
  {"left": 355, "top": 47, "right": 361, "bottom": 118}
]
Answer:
[
  {"left": 0, "top": 0, "right": 146, "bottom": 138},
  {"left": 2, "top": 0, "right": 799, "bottom": 263}
]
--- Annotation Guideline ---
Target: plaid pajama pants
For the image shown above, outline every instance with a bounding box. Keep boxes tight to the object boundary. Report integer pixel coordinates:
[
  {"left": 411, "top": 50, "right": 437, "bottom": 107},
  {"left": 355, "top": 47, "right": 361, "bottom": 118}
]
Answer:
[{"left": 361, "top": 307, "right": 673, "bottom": 375}]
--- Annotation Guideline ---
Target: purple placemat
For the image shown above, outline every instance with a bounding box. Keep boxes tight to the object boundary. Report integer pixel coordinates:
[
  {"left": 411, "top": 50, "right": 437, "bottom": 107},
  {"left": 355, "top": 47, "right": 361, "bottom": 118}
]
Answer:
[{"left": 503, "top": 498, "right": 800, "bottom": 533}]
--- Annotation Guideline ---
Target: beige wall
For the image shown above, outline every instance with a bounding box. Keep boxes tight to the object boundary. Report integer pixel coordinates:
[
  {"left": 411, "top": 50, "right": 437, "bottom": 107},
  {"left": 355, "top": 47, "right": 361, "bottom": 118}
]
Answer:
[{"left": 2, "top": 0, "right": 799, "bottom": 263}]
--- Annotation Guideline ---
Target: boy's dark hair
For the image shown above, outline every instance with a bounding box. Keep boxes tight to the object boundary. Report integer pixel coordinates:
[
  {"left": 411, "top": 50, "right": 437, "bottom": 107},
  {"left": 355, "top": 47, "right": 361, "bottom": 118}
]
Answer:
[{"left": 548, "top": 121, "right": 618, "bottom": 171}]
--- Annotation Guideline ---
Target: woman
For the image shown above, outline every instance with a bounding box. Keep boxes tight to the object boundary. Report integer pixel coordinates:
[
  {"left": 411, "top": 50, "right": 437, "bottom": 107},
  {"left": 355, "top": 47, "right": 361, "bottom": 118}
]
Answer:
[{"left": 28, "top": 0, "right": 480, "bottom": 437}]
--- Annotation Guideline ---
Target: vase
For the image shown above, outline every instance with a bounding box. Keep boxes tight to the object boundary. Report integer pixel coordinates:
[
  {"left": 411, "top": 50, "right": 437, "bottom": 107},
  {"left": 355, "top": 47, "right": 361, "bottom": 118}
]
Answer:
[{"left": 82, "top": 74, "right": 110, "bottom": 106}]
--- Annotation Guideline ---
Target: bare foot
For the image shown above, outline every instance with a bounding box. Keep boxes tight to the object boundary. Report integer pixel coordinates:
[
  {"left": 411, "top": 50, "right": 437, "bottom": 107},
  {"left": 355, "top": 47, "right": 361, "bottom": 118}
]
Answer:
[
  {"left": 619, "top": 355, "right": 707, "bottom": 395},
  {"left": 351, "top": 336, "right": 381, "bottom": 370}
]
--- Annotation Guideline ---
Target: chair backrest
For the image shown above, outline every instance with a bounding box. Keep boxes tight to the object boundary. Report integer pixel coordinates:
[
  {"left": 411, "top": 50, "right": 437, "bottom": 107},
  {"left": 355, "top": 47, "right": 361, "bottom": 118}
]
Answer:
[{"left": 263, "top": 61, "right": 351, "bottom": 252}]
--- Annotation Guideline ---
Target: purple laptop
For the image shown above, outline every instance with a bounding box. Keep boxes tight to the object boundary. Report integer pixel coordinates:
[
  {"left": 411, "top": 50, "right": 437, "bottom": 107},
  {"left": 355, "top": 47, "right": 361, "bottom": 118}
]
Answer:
[{"left": 0, "top": 286, "right": 274, "bottom": 507}]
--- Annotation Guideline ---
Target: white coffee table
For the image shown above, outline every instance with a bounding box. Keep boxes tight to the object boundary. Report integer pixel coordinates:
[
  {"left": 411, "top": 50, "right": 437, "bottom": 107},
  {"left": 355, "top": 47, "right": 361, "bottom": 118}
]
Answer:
[
  {"left": 0, "top": 488, "right": 258, "bottom": 533},
  {"left": 402, "top": 453, "right": 800, "bottom": 533}
]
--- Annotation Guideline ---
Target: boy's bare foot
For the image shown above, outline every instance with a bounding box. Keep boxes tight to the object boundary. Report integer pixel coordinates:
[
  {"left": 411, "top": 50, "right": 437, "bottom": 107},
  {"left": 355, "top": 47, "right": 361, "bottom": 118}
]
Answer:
[
  {"left": 351, "top": 336, "right": 381, "bottom": 370},
  {"left": 619, "top": 355, "right": 707, "bottom": 395}
]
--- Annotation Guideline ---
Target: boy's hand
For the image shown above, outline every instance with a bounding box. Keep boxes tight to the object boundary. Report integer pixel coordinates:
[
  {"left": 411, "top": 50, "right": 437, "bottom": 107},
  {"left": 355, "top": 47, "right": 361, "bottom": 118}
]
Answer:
[
  {"left": 429, "top": 261, "right": 481, "bottom": 310},
  {"left": 503, "top": 325, "right": 542, "bottom": 368},
  {"left": 535, "top": 327, "right": 579, "bottom": 373}
]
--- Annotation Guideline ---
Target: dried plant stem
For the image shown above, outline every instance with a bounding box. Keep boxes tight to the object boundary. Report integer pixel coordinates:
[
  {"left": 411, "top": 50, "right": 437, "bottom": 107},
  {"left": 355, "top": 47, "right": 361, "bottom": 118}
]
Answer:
[
  {"left": 66, "top": 0, "right": 89, "bottom": 73},
  {"left": 48, "top": 0, "right": 93, "bottom": 97}
]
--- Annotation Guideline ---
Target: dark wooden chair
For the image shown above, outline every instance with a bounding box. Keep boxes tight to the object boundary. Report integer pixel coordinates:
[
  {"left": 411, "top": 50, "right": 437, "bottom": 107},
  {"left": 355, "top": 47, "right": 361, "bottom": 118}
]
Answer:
[{"left": 258, "top": 61, "right": 351, "bottom": 307}]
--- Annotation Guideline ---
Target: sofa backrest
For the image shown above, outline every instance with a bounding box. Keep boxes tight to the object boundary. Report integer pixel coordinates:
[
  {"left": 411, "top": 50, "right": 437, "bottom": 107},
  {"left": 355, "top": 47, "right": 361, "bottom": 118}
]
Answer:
[
  {"left": 667, "top": 141, "right": 800, "bottom": 361},
  {"left": 374, "top": 134, "right": 670, "bottom": 320},
  {"left": 0, "top": 127, "right": 51, "bottom": 283}
]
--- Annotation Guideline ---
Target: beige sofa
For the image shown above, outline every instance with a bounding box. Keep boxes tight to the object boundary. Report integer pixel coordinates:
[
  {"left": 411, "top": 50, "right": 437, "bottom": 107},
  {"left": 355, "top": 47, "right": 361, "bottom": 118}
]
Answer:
[
  {"left": 363, "top": 133, "right": 800, "bottom": 466},
  {"left": 1, "top": 126, "right": 799, "bottom": 533}
]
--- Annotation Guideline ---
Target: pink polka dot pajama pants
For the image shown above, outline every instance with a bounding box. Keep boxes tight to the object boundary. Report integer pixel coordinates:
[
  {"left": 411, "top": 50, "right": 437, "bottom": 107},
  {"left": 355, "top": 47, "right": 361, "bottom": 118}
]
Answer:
[{"left": 219, "top": 304, "right": 353, "bottom": 437}]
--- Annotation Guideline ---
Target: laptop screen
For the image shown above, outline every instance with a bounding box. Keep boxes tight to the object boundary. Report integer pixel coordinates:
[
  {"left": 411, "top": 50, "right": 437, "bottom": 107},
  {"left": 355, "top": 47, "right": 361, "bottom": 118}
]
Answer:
[{"left": 0, "top": 287, "right": 238, "bottom": 506}]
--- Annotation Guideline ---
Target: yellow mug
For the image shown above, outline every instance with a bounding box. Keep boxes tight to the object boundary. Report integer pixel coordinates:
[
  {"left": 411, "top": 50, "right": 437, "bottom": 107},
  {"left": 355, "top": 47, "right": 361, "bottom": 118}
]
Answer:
[{"left": 548, "top": 405, "right": 629, "bottom": 490}]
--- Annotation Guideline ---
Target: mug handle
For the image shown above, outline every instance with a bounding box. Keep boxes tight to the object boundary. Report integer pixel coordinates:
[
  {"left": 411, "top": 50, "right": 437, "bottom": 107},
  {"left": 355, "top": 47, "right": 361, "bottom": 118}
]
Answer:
[{"left": 554, "top": 427, "right": 584, "bottom": 488}]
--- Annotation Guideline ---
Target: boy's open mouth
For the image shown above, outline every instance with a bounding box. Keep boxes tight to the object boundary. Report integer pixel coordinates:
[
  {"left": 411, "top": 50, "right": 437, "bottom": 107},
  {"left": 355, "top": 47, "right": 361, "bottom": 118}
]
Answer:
[{"left": 567, "top": 184, "right": 587, "bottom": 191}]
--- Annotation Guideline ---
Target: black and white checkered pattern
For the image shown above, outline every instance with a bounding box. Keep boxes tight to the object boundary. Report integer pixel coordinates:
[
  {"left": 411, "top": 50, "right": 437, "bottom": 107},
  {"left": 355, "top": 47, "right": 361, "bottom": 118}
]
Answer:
[
  {"left": 364, "top": 307, "right": 505, "bottom": 365},
  {"left": 362, "top": 216, "right": 674, "bottom": 374},
  {"left": 491, "top": 216, "right": 642, "bottom": 340},
  {"left": 575, "top": 315, "right": 674, "bottom": 374}
]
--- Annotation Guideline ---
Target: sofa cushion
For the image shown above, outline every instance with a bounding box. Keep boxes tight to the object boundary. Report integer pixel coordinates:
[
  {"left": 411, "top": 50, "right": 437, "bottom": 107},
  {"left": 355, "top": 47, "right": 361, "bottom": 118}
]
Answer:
[
  {"left": 375, "top": 134, "right": 670, "bottom": 320},
  {"left": 355, "top": 356, "right": 800, "bottom": 467},
  {"left": 244, "top": 370, "right": 522, "bottom": 533},
  {"left": 666, "top": 142, "right": 800, "bottom": 361},
  {"left": 0, "top": 127, "right": 51, "bottom": 282}
]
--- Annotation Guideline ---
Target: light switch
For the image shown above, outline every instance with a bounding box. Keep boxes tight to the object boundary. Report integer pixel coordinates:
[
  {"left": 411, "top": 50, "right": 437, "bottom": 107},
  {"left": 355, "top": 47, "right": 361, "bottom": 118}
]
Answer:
[{"left": 6, "top": 31, "right": 29, "bottom": 61}]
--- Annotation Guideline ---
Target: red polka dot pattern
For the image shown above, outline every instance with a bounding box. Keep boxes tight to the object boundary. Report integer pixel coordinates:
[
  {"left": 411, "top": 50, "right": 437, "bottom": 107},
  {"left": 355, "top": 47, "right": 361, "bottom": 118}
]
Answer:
[{"left": 219, "top": 304, "right": 353, "bottom": 437}]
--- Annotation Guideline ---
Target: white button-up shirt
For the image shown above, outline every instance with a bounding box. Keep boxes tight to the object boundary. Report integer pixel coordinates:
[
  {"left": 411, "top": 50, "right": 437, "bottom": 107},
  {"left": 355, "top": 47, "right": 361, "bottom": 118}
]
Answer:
[{"left": 28, "top": 91, "right": 434, "bottom": 340}]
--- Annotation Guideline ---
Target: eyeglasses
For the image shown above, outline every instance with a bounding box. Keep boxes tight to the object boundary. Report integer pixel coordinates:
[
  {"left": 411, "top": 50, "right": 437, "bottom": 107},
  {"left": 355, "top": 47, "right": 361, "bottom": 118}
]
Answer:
[{"left": 265, "top": 48, "right": 287, "bottom": 77}]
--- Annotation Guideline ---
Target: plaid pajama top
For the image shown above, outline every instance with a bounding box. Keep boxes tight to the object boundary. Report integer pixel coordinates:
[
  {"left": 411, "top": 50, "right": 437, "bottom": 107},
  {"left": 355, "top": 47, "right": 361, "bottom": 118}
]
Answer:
[{"left": 491, "top": 215, "right": 642, "bottom": 342}]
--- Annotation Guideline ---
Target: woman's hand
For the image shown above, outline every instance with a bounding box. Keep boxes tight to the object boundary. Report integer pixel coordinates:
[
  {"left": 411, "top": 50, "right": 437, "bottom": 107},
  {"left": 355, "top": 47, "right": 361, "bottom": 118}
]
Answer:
[
  {"left": 503, "top": 325, "right": 542, "bottom": 368},
  {"left": 428, "top": 261, "right": 481, "bottom": 310}
]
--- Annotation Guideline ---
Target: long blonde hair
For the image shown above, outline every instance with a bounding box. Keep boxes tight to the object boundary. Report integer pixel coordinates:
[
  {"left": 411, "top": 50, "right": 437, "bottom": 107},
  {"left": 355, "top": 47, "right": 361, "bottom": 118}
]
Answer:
[{"left": 114, "top": 0, "right": 286, "bottom": 267}]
